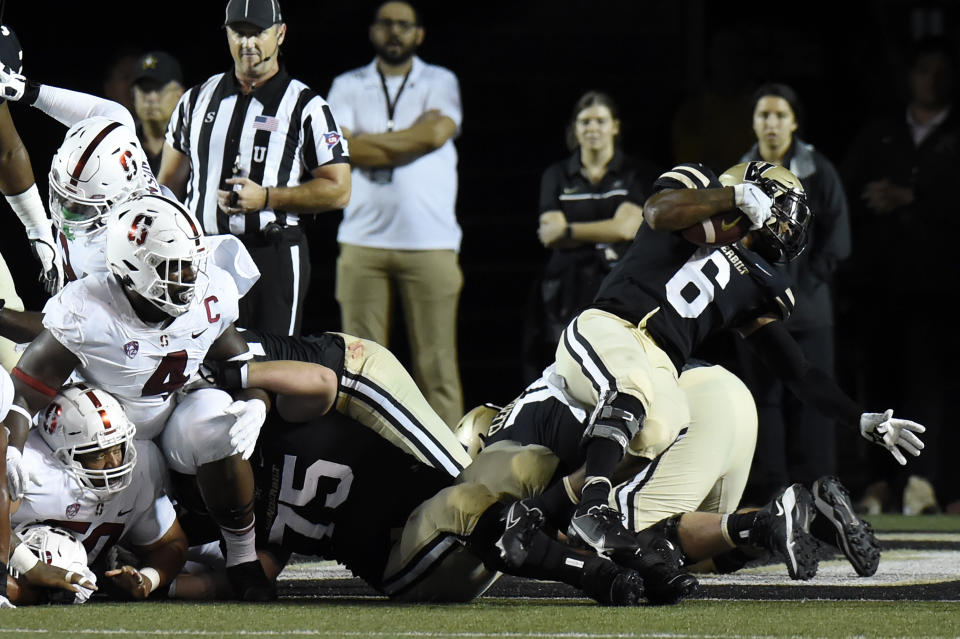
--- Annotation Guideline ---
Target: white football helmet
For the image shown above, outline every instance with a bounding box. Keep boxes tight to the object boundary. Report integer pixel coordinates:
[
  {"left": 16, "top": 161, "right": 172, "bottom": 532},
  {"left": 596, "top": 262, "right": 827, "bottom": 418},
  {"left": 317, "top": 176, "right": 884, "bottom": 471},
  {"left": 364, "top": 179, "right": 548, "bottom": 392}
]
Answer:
[
  {"left": 17, "top": 524, "right": 89, "bottom": 574},
  {"left": 105, "top": 194, "right": 207, "bottom": 317},
  {"left": 39, "top": 383, "right": 138, "bottom": 499},
  {"left": 48, "top": 116, "right": 158, "bottom": 240}
]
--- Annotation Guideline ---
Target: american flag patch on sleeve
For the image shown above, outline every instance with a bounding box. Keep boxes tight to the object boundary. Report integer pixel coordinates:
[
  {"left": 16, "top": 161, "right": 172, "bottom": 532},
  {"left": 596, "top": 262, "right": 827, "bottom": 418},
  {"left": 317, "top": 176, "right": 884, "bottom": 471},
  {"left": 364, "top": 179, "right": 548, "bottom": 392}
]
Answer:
[{"left": 252, "top": 115, "right": 281, "bottom": 131}]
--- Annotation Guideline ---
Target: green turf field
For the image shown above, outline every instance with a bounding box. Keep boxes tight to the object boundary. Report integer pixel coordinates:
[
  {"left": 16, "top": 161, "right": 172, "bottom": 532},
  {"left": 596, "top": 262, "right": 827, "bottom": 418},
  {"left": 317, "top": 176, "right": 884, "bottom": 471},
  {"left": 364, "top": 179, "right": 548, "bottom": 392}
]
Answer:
[{"left": 1, "top": 515, "right": 957, "bottom": 639}]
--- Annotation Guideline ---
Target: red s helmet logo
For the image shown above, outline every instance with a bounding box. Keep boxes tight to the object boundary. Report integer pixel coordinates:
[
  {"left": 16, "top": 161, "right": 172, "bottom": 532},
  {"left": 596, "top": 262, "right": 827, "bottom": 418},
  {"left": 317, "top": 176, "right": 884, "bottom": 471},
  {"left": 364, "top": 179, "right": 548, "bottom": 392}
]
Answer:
[{"left": 128, "top": 214, "right": 154, "bottom": 246}]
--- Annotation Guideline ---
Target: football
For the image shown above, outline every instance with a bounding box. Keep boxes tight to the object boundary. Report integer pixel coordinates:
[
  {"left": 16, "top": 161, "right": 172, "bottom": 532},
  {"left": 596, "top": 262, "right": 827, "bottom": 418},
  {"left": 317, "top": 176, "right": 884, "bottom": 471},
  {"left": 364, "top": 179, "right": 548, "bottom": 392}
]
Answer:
[{"left": 680, "top": 210, "right": 752, "bottom": 246}]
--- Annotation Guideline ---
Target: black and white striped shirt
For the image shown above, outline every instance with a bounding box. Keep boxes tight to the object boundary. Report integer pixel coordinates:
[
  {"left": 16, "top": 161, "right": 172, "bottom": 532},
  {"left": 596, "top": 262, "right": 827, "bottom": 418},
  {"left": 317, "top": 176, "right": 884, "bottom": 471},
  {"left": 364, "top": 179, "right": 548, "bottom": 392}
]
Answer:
[{"left": 165, "top": 66, "right": 348, "bottom": 235}]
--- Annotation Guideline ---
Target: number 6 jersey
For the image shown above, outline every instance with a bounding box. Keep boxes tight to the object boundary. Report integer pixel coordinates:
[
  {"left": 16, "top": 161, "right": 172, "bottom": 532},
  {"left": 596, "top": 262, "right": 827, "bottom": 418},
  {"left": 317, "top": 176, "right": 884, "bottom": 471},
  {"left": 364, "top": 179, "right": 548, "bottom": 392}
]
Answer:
[{"left": 591, "top": 163, "right": 797, "bottom": 372}]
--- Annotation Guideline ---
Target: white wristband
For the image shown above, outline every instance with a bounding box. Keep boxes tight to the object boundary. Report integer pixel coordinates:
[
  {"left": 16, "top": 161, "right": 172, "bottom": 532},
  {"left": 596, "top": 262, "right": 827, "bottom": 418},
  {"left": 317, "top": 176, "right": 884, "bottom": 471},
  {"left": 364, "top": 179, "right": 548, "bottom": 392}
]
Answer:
[
  {"left": 239, "top": 362, "right": 249, "bottom": 389},
  {"left": 732, "top": 183, "right": 745, "bottom": 206},
  {"left": 139, "top": 567, "right": 161, "bottom": 594},
  {"left": 5, "top": 183, "right": 49, "bottom": 237},
  {"left": 9, "top": 543, "right": 40, "bottom": 574}
]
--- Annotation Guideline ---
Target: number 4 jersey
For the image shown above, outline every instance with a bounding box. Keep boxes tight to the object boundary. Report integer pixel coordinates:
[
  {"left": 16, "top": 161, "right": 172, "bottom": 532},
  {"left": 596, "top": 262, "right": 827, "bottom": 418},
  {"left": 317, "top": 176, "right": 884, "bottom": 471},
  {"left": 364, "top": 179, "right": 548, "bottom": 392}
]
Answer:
[
  {"left": 591, "top": 163, "right": 797, "bottom": 371},
  {"left": 41, "top": 265, "right": 241, "bottom": 439}
]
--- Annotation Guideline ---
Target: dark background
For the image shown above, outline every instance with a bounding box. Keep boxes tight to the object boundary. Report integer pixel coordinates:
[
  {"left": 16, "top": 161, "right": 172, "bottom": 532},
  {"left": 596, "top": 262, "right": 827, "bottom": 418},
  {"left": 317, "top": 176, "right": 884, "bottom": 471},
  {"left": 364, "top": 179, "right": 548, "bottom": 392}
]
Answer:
[{"left": 0, "top": 0, "right": 956, "bottom": 412}]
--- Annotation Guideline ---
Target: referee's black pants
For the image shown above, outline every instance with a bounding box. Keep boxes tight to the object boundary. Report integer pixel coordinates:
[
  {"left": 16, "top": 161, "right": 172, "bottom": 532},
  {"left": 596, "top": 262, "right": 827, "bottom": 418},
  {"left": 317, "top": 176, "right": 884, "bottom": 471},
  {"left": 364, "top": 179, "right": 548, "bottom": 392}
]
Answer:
[{"left": 237, "top": 227, "right": 310, "bottom": 336}]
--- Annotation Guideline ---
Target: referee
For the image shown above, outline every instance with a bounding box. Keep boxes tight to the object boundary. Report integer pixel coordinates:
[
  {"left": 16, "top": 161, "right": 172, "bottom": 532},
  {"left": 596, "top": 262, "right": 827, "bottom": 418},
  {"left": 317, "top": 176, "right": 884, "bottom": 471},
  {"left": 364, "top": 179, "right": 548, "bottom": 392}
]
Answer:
[{"left": 158, "top": 0, "right": 350, "bottom": 336}]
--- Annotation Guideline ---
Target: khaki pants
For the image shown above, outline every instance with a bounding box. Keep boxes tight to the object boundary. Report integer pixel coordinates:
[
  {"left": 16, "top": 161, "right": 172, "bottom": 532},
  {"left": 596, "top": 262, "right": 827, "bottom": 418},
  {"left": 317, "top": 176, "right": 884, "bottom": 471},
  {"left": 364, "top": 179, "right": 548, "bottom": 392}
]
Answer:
[
  {"left": 381, "top": 441, "right": 558, "bottom": 601},
  {"left": 613, "top": 364, "right": 758, "bottom": 531},
  {"left": 0, "top": 253, "right": 24, "bottom": 370},
  {"left": 336, "top": 244, "right": 464, "bottom": 427}
]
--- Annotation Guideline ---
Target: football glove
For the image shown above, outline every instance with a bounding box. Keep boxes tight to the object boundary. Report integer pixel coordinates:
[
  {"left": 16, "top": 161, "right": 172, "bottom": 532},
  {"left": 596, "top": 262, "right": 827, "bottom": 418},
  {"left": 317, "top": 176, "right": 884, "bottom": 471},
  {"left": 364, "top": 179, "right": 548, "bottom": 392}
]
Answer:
[
  {"left": 7, "top": 444, "right": 39, "bottom": 500},
  {"left": 0, "top": 62, "right": 25, "bottom": 101},
  {"left": 733, "top": 183, "right": 774, "bottom": 230},
  {"left": 29, "top": 234, "right": 63, "bottom": 295},
  {"left": 225, "top": 398, "right": 266, "bottom": 460},
  {"left": 860, "top": 409, "right": 925, "bottom": 465},
  {"left": 0, "top": 595, "right": 13, "bottom": 609}
]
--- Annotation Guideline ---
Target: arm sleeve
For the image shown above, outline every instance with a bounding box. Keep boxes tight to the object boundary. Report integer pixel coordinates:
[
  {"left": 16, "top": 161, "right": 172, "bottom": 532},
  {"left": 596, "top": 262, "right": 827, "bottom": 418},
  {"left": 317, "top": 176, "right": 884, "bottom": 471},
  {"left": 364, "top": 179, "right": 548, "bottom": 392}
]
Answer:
[
  {"left": 32, "top": 84, "right": 135, "bottom": 129},
  {"left": 165, "top": 89, "right": 193, "bottom": 155},
  {"left": 742, "top": 320, "right": 862, "bottom": 427},
  {"left": 301, "top": 95, "right": 348, "bottom": 171},
  {"left": 538, "top": 164, "right": 562, "bottom": 213},
  {"left": 423, "top": 68, "right": 462, "bottom": 131}
]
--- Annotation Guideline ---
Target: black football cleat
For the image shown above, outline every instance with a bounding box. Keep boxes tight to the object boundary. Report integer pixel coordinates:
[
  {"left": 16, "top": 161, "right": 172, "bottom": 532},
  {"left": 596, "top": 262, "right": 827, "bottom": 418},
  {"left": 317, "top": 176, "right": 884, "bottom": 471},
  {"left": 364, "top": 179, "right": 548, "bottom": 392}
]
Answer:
[
  {"left": 580, "top": 556, "right": 645, "bottom": 606},
  {"left": 811, "top": 476, "right": 881, "bottom": 577},
  {"left": 567, "top": 504, "right": 643, "bottom": 556},
  {"left": 226, "top": 560, "right": 277, "bottom": 602},
  {"left": 612, "top": 537, "right": 698, "bottom": 605},
  {"left": 749, "top": 483, "right": 819, "bottom": 581},
  {"left": 496, "top": 499, "right": 547, "bottom": 568}
]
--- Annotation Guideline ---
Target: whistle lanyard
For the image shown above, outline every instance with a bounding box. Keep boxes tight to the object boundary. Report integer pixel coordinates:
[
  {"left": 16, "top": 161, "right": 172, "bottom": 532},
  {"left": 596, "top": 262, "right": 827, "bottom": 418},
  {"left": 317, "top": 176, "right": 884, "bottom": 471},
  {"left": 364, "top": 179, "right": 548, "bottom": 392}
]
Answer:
[{"left": 378, "top": 68, "right": 411, "bottom": 132}]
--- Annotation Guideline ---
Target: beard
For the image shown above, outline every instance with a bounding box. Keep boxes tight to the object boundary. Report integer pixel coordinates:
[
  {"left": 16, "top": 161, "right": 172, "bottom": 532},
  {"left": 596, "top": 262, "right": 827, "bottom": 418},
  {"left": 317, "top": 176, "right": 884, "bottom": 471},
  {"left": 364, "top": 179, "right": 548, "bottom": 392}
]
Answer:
[{"left": 374, "top": 39, "right": 417, "bottom": 65}]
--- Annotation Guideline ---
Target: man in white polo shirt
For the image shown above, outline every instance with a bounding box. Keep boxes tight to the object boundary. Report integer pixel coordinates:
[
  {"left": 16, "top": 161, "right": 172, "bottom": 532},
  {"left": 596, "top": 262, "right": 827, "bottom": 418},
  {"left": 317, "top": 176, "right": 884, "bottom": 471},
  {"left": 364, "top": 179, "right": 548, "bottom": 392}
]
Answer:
[{"left": 327, "top": 1, "right": 463, "bottom": 427}]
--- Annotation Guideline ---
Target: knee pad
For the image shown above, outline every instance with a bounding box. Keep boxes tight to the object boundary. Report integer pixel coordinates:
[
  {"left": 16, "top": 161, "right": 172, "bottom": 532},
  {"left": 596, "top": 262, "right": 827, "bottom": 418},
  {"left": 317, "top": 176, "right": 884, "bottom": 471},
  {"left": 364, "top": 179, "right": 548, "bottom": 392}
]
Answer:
[
  {"left": 582, "top": 391, "right": 645, "bottom": 450},
  {"left": 162, "top": 389, "right": 237, "bottom": 474},
  {"left": 635, "top": 514, "right": 684, "bottom": 557}
]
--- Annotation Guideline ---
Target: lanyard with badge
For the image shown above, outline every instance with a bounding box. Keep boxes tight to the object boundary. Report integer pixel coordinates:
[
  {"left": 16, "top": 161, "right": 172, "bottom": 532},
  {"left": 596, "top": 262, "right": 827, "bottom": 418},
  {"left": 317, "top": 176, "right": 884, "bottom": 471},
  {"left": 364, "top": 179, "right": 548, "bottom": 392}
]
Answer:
[{"left": 368, "top": 68, "right": 411, "bottom": 184}]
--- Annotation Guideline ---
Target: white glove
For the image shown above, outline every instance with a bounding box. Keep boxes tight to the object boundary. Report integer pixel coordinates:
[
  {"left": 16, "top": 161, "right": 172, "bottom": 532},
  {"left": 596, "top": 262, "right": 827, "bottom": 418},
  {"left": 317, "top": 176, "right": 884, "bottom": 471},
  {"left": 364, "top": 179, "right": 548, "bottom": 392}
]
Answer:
[
  {"left": 733, "top": 183, "right": 774, "bottom": 230},
  {"left": 0, "top": 62, "right": 26, "bottom": 101},
  {"left": 860, "top": 409, "right": 925, "bottom": 465},
  {"left": 6, "top": 445, "right": 39, "bottom": 500},
  {"left": 28, "top": 232, "right": 64, "bottom": 295},
  {"left": 225, "top": 398, "right": 266, "bottom": 460},
  {"left": 71, "top": 568, "right": 97, "bottom": 604},
  {"left": 0, "top": 595, "right": 14, "bottom": 609},
  {"left": 6, "top": 184, "right": 63, "bottom": 295}
]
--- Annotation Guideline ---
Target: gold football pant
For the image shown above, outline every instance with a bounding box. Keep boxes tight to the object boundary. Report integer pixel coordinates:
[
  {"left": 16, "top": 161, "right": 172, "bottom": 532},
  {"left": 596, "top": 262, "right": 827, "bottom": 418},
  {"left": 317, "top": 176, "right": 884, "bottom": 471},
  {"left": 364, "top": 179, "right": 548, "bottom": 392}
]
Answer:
[
  {"left": 0, "top": 253, "right": 24, "bottom": 370},
  {"left": 331, "top": 332, "right": 472, "bottom": 478},
  {"left": 336, "top": 244, "right": 464, "bottom": 428},
  {"left": 381, "top": 441, "right": 559, "bottom": 602},
  {"left": 555, "top": 308, "right": 689, "bottom": 458},
  {"left": 612, "top": 364, "right": 758, "bottom": 531}
]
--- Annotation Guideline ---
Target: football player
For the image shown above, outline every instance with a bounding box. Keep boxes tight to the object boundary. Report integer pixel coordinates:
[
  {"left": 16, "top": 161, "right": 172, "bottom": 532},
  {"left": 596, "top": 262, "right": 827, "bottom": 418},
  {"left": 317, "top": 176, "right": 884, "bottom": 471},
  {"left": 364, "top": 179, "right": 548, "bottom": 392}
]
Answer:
[
  {"left": 0, "top": 366, "right": 98, "bottom": 607},
  {"left": 4, "top": 195, "right": 274, "bottom": 601},
  {"left": 472, "top": 360, "right": 881, "bottom": 580},
  {"left": 517, "top": 161, "right": 922, "bottom": 580},
  {"left": 165, "top": 396, "right": 645, "bottom": 606},
  {"left": 8, "top": 383, "right": 187, "bottom": 603},
  {"left": 203, "top": 328, "right": 472, "bottom": 476}
]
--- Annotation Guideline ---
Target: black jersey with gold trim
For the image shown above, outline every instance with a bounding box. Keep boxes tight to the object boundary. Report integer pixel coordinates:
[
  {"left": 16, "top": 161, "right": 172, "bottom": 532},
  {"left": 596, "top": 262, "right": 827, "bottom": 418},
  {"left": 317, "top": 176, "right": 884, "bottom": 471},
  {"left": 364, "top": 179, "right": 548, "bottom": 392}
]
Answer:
[
  {"left": 254, "top": 410, "right": 452, "bottom": 587},
  {"left": 591, "top": 163, "right": 796, "bottom": 371},
  {"left": 241, "top": 329, "right": 347, "bottom": 380}
]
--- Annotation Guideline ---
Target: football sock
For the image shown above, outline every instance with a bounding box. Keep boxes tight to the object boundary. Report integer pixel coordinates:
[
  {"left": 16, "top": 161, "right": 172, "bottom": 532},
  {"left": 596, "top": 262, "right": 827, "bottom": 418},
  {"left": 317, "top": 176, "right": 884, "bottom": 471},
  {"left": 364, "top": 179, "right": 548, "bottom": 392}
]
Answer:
[
  {"left": 580, "top": 475, "right": 614, "bottom": 510},
  {"left": 720, "top": 512, "right": 758, "bottom": 547},
  {"left": 221, "top": 520, "right": 258, "bottom": 567}
]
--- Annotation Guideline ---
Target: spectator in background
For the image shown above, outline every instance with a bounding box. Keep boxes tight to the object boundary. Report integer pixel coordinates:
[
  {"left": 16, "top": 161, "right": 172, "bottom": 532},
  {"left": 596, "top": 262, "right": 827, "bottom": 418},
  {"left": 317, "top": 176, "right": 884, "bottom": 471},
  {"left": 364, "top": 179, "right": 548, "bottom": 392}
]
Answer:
[
  {"left": 841, "top": 37, "right": 960, "bottom": 515},
  {"left": 131, "top": 51, "right": 184, "bottom": 173},
  {"left": 521, "top": 91, "right": 653, "bottom": 382},
  {"left": 734, "top": 84, "right": 851, "bottom": 506},
  {"left": 327, "top": 1, "right": 464, "bottom": 427},
  {"left": 159, "top": 0, "right": 350, "bottom": 337}
]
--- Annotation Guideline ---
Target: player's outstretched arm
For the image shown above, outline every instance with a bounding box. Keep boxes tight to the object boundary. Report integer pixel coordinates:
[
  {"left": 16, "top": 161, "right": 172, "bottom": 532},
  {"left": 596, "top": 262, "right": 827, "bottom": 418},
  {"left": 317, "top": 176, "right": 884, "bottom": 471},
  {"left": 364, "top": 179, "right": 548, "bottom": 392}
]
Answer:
[
  {"left": 8, "top": 330, "right": 78, "bottom": 449},
  {"left": 105, "top": 520, "right": 188, "bottom": 600},
  {"left": 0, "top": 303, "right": 45, "bottom": 344},
  {"left": 643, "top": 187, "right": 737, "bottom": 231},
  {"left": 741, "top": 317, "right": 925, "bottom": 465}
]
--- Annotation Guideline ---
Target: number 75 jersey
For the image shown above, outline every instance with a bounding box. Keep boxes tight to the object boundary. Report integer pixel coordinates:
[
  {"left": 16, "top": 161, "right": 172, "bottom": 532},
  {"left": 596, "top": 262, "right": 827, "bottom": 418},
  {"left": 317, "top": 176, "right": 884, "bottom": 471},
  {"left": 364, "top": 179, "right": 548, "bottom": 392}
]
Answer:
[
  {"left": 591, "top": 163, "right": 797, "bottom": 372},
  {"left": 41, "top": 266, "right": 240, "bottom": 440}
]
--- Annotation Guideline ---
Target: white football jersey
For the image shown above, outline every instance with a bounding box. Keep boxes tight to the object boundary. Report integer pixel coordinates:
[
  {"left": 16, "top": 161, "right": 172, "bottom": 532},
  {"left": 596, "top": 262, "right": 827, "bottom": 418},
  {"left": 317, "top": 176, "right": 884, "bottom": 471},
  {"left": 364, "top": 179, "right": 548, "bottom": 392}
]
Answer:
[
  {"left": 0, "top": 364, "right": 12, "bottom": 420},
  {"left": 42, "top": 264, "right": 241, "bottom": 439},
  {"left": 13, "top": 431, "right": 176, "bottom": 565}
]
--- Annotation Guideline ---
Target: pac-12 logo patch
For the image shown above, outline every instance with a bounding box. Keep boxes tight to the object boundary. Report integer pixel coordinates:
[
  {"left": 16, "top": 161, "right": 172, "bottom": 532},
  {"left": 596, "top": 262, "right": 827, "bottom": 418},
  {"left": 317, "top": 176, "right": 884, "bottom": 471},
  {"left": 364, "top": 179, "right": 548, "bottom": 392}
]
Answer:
[
  {"left": 66, "top": 502, "right": 81, "bottom": 519},
  {"left": 123, "top": 340, "right": 140, "bottom": 359},
  {"left": 324, "top": 132, "right": 341, "bottom": 149}
]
